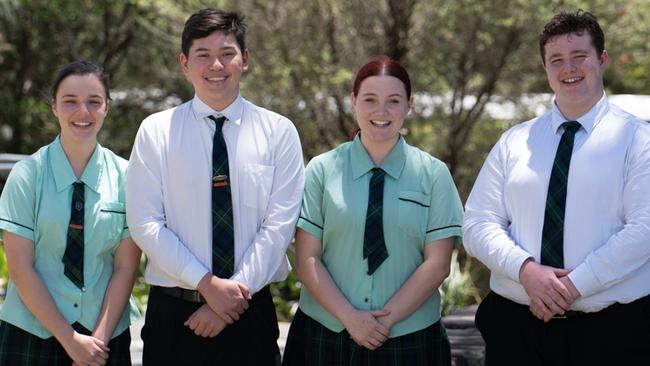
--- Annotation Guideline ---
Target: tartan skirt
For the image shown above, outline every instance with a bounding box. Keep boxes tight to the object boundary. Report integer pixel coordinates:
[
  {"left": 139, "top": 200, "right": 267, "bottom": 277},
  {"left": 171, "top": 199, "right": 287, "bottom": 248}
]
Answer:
[
  {"left": 282, "top": 308, "right": 451, "bottom": 366},
  {"left": 0, "top": 320, "right": 132, "bottom": 366}
]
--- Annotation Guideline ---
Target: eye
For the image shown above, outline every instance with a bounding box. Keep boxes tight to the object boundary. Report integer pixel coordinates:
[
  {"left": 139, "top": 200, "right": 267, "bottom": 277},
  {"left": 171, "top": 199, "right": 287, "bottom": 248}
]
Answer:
[
  {"left": 388, "top": 98, "right": 401, "bottom": 104},
  {"left": 89, "top": 100, "right": 102, "bottom": 105}
]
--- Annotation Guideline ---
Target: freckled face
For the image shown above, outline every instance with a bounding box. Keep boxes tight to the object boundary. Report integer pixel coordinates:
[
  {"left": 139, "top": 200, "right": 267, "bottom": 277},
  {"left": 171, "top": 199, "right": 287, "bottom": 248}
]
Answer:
[
  {"left": 52, "top": 74, "right": 108, "bottom": 145},
  {"left": 352, "top": 75, "right": 412, "bottom": 147}
]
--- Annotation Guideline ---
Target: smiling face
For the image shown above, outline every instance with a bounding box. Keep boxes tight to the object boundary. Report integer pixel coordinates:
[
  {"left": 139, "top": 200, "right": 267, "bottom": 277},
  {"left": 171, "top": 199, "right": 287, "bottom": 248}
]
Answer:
[
  {"left": 352, "top": 75, "right": 412, "bottom": 149},
  {"left": 543, "top": 32, "right": 607, "bottom": 119},
  {"left": 180, "top": 30, "right": 249, "bottom": 111},
  {"left": 52, "top": 74, "right": 108, "bottom": 147}
]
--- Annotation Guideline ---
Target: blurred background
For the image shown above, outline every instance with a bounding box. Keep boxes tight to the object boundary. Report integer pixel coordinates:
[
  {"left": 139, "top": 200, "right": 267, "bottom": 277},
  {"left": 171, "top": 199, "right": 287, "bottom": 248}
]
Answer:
[{"left": 1, "top": 0, "right": 649, "bottom": 319}]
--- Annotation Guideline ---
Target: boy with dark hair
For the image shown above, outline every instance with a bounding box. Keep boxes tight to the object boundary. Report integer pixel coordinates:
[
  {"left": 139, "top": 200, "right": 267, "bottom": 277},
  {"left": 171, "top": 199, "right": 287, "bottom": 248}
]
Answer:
[
  {"left": 464, "top": 10, "right": 650, "bottom": 366},
  {"left": 127, "top": 8, "right": 304, "bottom": 365}
]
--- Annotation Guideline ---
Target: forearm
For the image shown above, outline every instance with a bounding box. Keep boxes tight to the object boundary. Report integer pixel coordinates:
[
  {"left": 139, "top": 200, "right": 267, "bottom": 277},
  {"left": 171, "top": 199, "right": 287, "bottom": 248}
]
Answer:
[
  {"left": 296, "top": 256, "right": 357, "bottom": 325},
  {"left": 92, "top": 267, "right": 137, "bottom": 342},
  {"left": 10, "top": 266, "right": 76, "bottom": 345},
  {"left": 380, "top": 238, "right": 454, "bottom": 328}
]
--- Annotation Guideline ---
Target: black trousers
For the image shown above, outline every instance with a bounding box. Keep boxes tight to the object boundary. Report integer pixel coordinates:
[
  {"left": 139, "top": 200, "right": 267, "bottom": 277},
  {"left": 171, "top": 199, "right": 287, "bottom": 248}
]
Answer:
[
  {"left": 141, "top": 285, "right": 281, "bottom": 366},
  {"left": 475, "top": 291, "right": 650, "bottom": 366}
]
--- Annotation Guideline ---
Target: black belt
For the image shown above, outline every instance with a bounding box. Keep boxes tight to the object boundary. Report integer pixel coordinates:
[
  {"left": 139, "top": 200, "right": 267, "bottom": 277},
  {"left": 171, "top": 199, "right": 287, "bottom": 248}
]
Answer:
[{"left": 151, "top": 285, "right": 205, "bottom": 303}]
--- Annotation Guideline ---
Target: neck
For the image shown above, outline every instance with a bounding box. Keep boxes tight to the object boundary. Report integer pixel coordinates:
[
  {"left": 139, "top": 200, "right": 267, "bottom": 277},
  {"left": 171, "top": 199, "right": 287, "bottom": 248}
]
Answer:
[
  {"left": 360, "top": 135, "right": 399, "bottom": 166},
  {"left": 60, "top": 135, "right": 96, "bottom": 179},
  {"left": 556, "top": 90, "right": 604, "bottom": 121}
]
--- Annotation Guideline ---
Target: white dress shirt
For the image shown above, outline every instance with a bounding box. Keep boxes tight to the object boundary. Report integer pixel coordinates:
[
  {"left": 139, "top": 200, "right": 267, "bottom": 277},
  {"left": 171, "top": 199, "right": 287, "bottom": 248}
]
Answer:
[
  {"left": 463, "top": 94, "right": 650, "bottom": 312},
  {"left": 126, "top": 95, "right": 305, "bottom": 294}
]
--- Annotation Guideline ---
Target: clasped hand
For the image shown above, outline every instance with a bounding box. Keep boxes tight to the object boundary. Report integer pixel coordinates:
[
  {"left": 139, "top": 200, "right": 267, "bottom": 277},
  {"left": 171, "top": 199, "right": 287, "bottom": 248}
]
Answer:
[
  {"left": 519, "top": 259, "right": 581, "bottom": 322},
  {"left": 341, "top": 309, "right": 391, "bottom": 350},
  {"left": 197, "top": 274, "right": 250, "bottom": 324}
]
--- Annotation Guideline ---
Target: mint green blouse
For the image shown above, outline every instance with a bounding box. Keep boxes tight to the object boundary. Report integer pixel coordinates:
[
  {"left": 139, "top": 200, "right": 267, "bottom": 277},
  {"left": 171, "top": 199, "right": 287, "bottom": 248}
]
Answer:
[
  {"left": 0, "top": 137, "right": 139, "bottom": 339},
  {"left": 297, "top": 135, "right": 463, "bottom": 337}
]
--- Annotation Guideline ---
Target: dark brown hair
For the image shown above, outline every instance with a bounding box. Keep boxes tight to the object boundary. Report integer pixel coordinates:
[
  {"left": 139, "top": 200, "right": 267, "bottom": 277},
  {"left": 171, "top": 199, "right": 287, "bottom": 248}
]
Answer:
[{"left": 539, "top": 10, "right": 605, "bottom": 64}]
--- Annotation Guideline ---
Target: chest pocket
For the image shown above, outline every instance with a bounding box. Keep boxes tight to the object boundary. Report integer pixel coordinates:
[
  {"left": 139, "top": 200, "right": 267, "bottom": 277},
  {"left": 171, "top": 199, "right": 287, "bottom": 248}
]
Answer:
[
  {"left": 397, "top": 190, "right": 429, "bottom": 242},
  {"left": 242, "top": 164, "right": 275, "bottom": 211},
  {"left": 97, "top": 201, "right": 126, "bottom": 253}
]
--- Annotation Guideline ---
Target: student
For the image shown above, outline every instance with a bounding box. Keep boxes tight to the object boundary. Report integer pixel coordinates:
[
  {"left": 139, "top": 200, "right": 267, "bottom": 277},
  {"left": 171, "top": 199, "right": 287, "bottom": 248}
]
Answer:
[
  {"left": 283, "top": 56, "right": 463, "bottom": 366},
  {"left": 0, "top": 60, "right": 140, "bottom": 366},
  {"left": 464, "top": 10, "right": 650, "bottom": 366},
  {"left": 126, "top": 8, "right": 304, "bottom": 366}
]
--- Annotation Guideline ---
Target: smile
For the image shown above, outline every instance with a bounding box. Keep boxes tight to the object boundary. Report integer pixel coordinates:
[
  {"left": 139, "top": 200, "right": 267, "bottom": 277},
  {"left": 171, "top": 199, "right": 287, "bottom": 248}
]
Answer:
[
  {"left": 562, "top": 76, "right": 583, "bottom": 84},
  {"left": 370, "top": 120, "right": 390, "bottom": 126},
  {"left": 71, "top": 122, "right": 92, "bottom": 127},
  {"left": 206, "top": 76, "right": 227, "bottom": 82}
]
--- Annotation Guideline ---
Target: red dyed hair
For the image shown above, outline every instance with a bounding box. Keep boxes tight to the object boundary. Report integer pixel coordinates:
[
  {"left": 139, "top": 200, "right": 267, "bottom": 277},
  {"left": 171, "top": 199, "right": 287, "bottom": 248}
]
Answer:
[{"left": 352, "top": 56, "right": 411, "bottom": 99}]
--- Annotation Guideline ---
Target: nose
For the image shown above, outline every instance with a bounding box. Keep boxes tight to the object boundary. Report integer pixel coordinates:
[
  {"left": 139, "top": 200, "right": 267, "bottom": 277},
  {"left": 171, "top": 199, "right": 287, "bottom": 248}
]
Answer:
[{"left": 209, "top": 57, "right": 224, "bottom": 70}]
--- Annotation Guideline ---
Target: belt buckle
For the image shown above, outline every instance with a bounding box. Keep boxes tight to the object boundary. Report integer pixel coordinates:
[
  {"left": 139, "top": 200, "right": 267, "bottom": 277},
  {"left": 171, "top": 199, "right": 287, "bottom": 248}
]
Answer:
[{"left": 551, "top": 315, "right": 568, "bottom": 319}]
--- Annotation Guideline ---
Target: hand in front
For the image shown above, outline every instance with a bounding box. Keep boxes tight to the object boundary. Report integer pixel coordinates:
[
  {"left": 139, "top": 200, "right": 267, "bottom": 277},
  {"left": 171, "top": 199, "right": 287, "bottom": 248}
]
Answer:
[
  {"left": 519, "top": 259, "right": 573, "bottom": 322},
  {"left": 62, "top": 331, "right": 109, "bottom": 366},
  {"left": 184, "top": 304, "right": 228, "bottom": 338},
  {"left": 197, "top": 274, "right": 250, "bottom": 324},
  {"left": 341, "top": 309, "right": 391, "bottom": 350}
]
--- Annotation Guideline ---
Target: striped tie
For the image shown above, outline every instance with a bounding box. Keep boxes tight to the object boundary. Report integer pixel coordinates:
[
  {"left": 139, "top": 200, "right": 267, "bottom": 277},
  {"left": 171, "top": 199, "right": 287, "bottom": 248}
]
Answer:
[
  {"left": 540, "top": 121, "right": 581, "bottom": 268},
  {"left": 209, "top": 115, "right": 234, "bottom": 278},
  {"left": 63, "top": 182, "right": 85, "bottom": 289},
  {"left": 363, "top": 168, "right": 389, "bottom": 275}
]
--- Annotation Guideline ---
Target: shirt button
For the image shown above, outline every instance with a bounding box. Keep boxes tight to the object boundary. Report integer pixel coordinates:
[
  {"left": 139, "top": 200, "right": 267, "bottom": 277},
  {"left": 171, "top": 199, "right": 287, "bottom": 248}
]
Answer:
[
  {"left": 364, "top": 298, "right": 369, "bottom": 303},
  {"left": 74, "top": 303, "right": 78, "bottom": 308}
]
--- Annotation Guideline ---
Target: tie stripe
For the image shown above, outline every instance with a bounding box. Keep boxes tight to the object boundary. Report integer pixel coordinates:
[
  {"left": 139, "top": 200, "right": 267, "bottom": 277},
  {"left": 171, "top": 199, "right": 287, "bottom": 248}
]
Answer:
[
  {"left": 209, "top": 115, "right": 235, "bottom": 278},
  {"left": 63, "top": 182, "right": 85, "bottom": 289},
  {"left": 363, "top": 168, "right": 389, "bottom": 275},
  {"left": 540, "top": 121, "right": 581, "bottom": 268}
]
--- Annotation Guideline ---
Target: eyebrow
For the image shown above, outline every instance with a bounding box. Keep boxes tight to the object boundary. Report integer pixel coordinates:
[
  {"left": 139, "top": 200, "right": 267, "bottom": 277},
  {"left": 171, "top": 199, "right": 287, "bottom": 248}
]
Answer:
[
  {"left": 547, "top": 49, "right": 591, "bottom": 59},
  {"left": 60, "top": 94, "right": 104, "bottom": 99},
  {"left": 192, "top": 46, "right": 237, "bottom": 53}
]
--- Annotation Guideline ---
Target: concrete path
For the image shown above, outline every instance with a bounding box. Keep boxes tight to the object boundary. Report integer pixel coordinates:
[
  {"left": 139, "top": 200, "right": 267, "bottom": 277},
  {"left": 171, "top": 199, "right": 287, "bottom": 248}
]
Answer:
[{"left": 129, "top": 317, "right": 290, "bottom": 366}]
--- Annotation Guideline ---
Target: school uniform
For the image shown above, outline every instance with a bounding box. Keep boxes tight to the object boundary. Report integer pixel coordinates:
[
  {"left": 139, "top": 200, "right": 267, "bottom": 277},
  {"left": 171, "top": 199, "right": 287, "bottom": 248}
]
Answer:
[
  {"left": 283, "top": 135, "right": 463, "bottom": 366},
  {"left": 0, "top": 137, "right": 139, "bottom": 365}
]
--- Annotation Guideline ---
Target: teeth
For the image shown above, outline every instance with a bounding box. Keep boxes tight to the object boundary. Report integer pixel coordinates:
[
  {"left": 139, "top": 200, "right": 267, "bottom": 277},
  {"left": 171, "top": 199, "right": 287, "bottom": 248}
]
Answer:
[
  {"left": 72, "top": 122, "right": 91, "bottom": 127},
  {"left": 206, "top": 76, "right": 226, "bottom": 82},
  {"left": 371, "top": 120, "right": 390, "bottom": 126},
  {"left": 563, "top": 77, "right": 583, "bottom": 83}
]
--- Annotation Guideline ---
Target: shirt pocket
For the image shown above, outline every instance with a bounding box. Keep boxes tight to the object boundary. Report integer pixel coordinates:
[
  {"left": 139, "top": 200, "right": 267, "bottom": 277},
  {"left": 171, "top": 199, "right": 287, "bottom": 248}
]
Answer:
[
  {"left": 242, "top": 164, "right": 275, "bottom": 211},
  {"left": 97, "top": 201, "right": 127, "bottom": 252},
  {"left": 397, "top": 190, "right": 429, "bottom": 241}
]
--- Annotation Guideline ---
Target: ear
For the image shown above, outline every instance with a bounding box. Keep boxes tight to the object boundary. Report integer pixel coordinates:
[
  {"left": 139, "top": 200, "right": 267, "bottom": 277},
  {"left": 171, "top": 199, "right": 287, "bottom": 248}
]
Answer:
[
  {"left": 599, "top": 49, "right": 609, "bottom": 66},
  {"left": 351, "top": 92, "right": 357, "bottom": 108},
  {"left": 51, "top": 99, "right": 58, "bottom": 118},
  {"left": 408, "top": 94, "right": 414, "bottom": 109},
  {"left": 179, "top": 52, "right": 190, "bottom": 75},
  {"left": 241, "top": 48, "right": 250, "bottom": 72}
]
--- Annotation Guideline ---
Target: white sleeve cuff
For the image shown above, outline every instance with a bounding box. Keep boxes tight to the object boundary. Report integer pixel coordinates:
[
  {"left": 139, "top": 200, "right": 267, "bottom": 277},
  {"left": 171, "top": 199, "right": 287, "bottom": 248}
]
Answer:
[
  {"left": 506, "top": 250, "right": 534, "bottom": 283},
  {"left": 182, "top": 262, "right": 211, "bottom": 289},
  {"left": 568, "top": 263, "right": 602, "bottom": 298}
]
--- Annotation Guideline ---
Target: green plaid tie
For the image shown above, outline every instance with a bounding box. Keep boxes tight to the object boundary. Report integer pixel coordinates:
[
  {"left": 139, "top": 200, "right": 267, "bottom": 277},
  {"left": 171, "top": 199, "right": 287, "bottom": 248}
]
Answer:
[
  {"left": 63, "top": 182, "right": 85, "bottom": 289},
  {"left": 541, "top": 121, "right": 581, "bottom": 268},
  {"left": 363, "top": 168, "right": 389, "bottom": 275},
  {"left": 209, "top": 115, "right": 234, "bottom": 278}
]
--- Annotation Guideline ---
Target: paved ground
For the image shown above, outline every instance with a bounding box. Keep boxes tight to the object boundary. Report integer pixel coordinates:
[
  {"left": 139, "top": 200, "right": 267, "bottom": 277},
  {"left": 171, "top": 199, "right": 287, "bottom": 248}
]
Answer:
[{"left": 129, "top": 317, "right": 290, "bottom": 366}]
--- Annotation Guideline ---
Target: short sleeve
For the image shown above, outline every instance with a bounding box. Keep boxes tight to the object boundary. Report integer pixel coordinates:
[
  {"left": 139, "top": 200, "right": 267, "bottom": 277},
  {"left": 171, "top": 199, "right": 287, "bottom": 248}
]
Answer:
[
  {"left": 0, "top": 160, "right": 37, "bottom": 241},
  {"left": 296, "top": 158, "right": 325, "bottom": 239},
  {"left": 425, "top": 162, "right": 464, "bottom": 245}
]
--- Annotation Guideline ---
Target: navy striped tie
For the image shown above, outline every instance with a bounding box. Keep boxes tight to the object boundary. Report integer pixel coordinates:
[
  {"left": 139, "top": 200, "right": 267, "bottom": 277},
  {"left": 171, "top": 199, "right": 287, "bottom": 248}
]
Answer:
[
  {"left": 363, "top": 168, "right": 389, "bottom": 275},
  {"left": 63, "top": 182, "right": 85, "bottom": 289},
  {"left": 209, "top": 115, "right": 234, "bottom": 278},
  {"left": 541, "top": 121, "right": 581, "bottom": 268}
]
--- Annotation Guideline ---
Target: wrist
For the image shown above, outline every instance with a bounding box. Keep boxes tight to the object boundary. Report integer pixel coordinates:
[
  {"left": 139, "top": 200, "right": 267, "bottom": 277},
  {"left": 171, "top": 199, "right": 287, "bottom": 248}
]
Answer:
[
  {"left": 196, "top": 272, "right": 215, "bottom": 294},
  {"left": 518, "top": 257, "right": 534, "bottom": 282}
]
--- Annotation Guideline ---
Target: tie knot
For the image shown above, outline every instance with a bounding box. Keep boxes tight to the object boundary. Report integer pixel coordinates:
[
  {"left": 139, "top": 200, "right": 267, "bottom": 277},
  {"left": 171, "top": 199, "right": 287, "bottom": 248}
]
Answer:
[
  {"left": 562, "top": 121, "right": 581, "bottom": 134},
  {"left": 209, "top": 115, "right": 227, "bottom": 128}
]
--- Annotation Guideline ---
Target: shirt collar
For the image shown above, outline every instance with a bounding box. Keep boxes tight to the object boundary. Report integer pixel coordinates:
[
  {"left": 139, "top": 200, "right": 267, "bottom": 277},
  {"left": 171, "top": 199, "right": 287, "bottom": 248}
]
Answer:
[
  {"left": 350, "top": 134, "right": 406, "bottom": 180},
  {"left": 50, "top": 136, "right": 103, "bottom": 193},
  {"left": 550, "top": 92, "right": 609, "bottom": 135},
  {"left": 191, "top": 94, "right": 244, "bottom": 126}
]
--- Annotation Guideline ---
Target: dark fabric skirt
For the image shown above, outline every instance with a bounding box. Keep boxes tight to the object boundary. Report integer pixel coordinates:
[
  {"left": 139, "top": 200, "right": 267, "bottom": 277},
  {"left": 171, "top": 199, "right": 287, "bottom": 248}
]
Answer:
[
  {"left": 0, "top": 320, "right": 131, "bottom": 366},
  {"left": 282, "top": 308, "right": 451, "bottom": 366}
]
